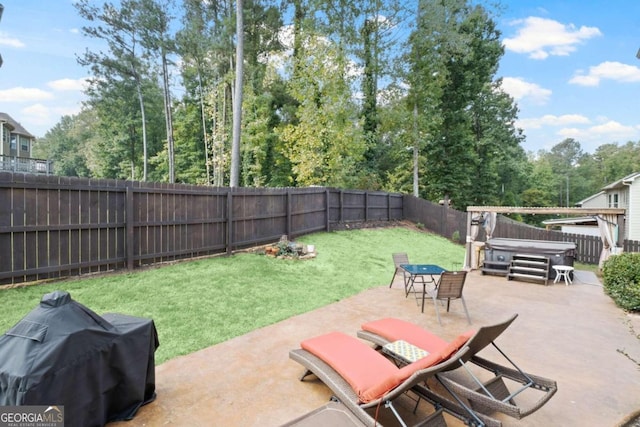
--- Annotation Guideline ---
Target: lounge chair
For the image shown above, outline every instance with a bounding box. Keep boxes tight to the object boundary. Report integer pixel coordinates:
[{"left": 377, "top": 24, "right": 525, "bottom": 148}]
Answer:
[
  {"left": 357, "top": 314, "right": 558, "bottom": 422},
  {"left": 289, "top": 327, "right": 502, "bottom": 427}
]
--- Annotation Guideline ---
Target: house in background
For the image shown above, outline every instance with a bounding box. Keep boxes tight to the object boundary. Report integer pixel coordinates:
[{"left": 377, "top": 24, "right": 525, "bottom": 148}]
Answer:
[
  {"left": 542, "top": 216, "right": 600, "bottom": 237},
  {"left": 0, "top": 112, "right": 52, "bottom": 174},
  {"left": 545, "top": 172, "right": 640, "bottom": 242},
  {"left": 575, "top": 191, "right": 607, "bottom": 209}
]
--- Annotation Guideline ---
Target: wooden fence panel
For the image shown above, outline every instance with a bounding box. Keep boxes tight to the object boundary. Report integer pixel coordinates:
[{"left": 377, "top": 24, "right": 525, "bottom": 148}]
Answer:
[
  {"left": 402, "top": 196, "right": 467, "bottom": 242},
  {"left": 231, "top": 189, "right": 287, "bottom": 249},
  {"left": 290, "top": 188, "right": 326, "bottom": 237},
  {"left": 624, "top": 239, "right": 640, "bottom": 253},
  {"left": 341, "top": 191, "right": 366, "bottom": 222}
]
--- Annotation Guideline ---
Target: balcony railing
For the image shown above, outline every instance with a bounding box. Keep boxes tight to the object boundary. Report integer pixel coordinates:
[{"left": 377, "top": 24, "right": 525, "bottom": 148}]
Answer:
[{"left": 0, "top": 155, "right": 53, "bottom": 174}]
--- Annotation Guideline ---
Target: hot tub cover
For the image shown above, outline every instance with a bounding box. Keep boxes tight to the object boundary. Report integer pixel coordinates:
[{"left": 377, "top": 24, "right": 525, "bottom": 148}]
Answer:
[
  {"left": 0, "top": 290, "right": 159, "bottom": 427},
  {"left": 485, "top": 238, "right": 576, "bottom": 255}
]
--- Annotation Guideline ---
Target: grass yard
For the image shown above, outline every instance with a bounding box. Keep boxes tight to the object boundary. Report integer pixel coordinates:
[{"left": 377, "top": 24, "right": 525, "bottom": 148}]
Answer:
[{"left": 0, "top": 226, "right": 465, "bottom": 364}]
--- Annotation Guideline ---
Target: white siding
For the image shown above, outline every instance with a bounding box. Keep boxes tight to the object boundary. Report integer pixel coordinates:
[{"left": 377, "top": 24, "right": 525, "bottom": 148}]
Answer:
[
  {"left": 560, "top": 225, "right": 600, "bottom": 237},
  {"left": 580, "top": 192, "right": 607, "bottom": 208},
  {"left": 628, "top": 180, "right": 640, "bottom": 240}
]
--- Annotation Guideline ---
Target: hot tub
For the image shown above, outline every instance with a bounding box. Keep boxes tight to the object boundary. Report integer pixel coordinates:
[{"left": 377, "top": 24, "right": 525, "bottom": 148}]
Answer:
[{"left": 484, "top": 238, "right": 576, "bottom": 279}]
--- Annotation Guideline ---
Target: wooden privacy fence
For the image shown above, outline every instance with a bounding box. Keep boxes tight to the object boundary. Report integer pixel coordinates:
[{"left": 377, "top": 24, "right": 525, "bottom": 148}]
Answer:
[
  {"left": 0, "top": 173, "right": 403, "bottom": 285},
  {"left": 1, "top": 172, "right": 637, "bottom": 285}
]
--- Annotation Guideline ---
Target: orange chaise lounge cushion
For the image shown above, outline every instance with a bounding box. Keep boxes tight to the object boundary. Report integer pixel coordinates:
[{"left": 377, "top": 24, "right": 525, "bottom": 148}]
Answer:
[
  {"left": 362, "top": 317, "right": 476, "bottom": 354},
  {"left": 301, "top": 331, "right": 445, "bottom": 403}
]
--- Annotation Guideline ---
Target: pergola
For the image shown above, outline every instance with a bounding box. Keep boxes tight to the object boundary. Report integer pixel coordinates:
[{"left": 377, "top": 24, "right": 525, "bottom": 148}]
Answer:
[{"left": 464, "top": 206, "right": 626, "bottom": 270}]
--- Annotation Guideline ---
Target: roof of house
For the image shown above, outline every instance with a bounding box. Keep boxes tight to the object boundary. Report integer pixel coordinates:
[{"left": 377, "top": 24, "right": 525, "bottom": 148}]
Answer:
[
  {"left": 542, "top": 216, "right": 598, "bottom": 226},
  {"left": 0, "top": 112, "right": 35, "bottom": 138},
  {"left": 601, "top": 172, "right": 640, "bottom": 190}
]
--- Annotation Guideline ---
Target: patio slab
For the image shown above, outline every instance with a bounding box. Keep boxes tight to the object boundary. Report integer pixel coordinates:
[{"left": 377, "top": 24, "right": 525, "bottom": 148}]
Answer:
[{"left": 108, "top": 269, "right": 640, "bottom": 427}]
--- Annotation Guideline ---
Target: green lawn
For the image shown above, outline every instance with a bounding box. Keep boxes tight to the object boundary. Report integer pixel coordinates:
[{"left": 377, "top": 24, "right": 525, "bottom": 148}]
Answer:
[
  {"left": 1, "top": 227, "right": 602, "bottom": 363},
  {"left": 0, "top": 227, "right": 465, "bottom": 364}
]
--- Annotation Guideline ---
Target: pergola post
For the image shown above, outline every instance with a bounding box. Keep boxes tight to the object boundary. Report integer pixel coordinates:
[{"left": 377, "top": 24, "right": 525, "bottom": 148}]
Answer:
[{"left": 464, "top": 210, "right": 473, "bottom": 270}]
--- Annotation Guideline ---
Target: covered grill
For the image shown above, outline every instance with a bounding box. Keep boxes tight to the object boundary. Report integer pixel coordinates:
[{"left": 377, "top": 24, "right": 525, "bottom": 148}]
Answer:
[{"left": 0, "top": 290, "right": 158, "bottom": 427}]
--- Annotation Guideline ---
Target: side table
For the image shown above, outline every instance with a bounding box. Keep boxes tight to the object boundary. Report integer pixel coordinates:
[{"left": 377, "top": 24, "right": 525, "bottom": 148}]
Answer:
[{"left": 552, "top": 265, "right": 574, "bottom": 286}]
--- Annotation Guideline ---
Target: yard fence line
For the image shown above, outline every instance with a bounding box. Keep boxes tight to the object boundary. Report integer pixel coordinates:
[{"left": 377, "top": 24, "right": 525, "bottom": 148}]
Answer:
[
  {"left": 0, "top": 172, "right": 635, "bottom": 285},
  {"left": 0, "top": 173, "right": 404, "bottom": 285}
]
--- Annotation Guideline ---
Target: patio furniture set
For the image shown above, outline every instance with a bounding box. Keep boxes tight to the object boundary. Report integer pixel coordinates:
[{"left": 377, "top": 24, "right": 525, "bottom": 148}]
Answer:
[{"left": 285, "top": 253, "right": 559, "bottom": 426}]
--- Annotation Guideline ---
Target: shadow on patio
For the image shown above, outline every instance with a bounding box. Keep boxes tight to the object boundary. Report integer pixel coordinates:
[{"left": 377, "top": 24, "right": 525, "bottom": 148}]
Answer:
[{"left": 109, "top": 269, "right": 640, "bottom": 427}]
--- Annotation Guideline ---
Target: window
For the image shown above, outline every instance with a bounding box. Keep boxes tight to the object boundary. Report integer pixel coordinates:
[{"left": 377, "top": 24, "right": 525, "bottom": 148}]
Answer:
[
  {"left": 20, "top": 136, "right": 29, "bottom": 152},
  {"left": 608, "top": 193, "right": 619, "bottom": 208},
  {"left": 10, "top": 135, "right": 16, "bottom": 150}
]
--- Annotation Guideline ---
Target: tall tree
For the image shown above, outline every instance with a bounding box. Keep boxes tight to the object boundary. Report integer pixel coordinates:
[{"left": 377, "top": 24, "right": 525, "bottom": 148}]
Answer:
[
  {"left": 357, "top": 1, "right": 410, "bottom": 189},
  {"left": 135, "top": 0, "right": 177, "bottom": 182},
  {"left": 278, "top": 33, "right": 365, "bottom": 187},
  {"left": 75, "top": 0, "right": 152, "bottom": 180},
  {"left": 176, "top": 0, "right": 220, "bottom": 184},
  {"left": 406, "top": 0, "right": 517, "bottom": 209}
]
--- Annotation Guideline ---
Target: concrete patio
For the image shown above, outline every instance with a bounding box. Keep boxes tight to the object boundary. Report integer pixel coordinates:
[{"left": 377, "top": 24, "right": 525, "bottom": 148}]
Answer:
[{"left": 109, "top": 269, "right": 640, "bottom": 427}]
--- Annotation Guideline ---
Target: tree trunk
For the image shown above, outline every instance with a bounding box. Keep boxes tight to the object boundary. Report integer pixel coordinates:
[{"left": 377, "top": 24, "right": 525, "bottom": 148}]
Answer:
[
  {"left": 197, "top": 69, "right": 211, "bottom": 184},
  {"left": 230, "top": 0, "right": 244, "bottom": 187},
  {"left": 413, "top": 103, "right": 419, "bottom": 197},
  {"left": 135, "top": 75, "right": 148, "bottom": 182},
  {"left": 162, "top": 52, "right": 175, "bottom": 183}
]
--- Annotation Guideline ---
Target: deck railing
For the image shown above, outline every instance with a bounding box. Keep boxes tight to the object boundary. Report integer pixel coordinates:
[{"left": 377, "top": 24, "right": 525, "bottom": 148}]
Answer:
[{"left": 0, "top": 155, "right": 53, "bottom": 174}]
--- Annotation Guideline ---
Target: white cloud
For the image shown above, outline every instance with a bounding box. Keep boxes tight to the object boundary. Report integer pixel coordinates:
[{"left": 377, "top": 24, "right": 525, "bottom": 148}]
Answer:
[
  {"left": 518, "top": 114, "right": 590, "bottom": 129},
  {"left": 0, "top": 32, "right": 25, "bottom": 48},
  {"left": 0, "top": 87, "right": 53, "bottom": 102},
  {"left": 569, "top": 61, "right": 640, "bottom": 86},
  {"left": 557, "top": 120, "right": 638, "bottom": 146},
  {"left": 21, "top": 103, "right": 53, "bottom": 126},
  {"left": 503, "top": 17, "right": 601, "bottom": 60},
  {"left": 500, "top": 77, "right": 552, "bottom": 105},
  {"left": 47, "top": 77, "right": 88, "bottom": 91}
]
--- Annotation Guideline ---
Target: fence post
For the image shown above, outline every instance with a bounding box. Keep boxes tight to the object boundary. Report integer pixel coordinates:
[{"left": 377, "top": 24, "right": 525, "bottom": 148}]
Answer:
[
  {"left": 325, "top": 188, "right": 330, "bottom": 231},
  {"left": 226, "top": 190, "right": 233, "bottom": 254},
  {"left": 126, "top": 184, "right": 134, "bottom": 270},
  {"left": 287, "top": 189, "right": 292, "bottom": 237},
  {"left": 440, "top": 198, "right": 446, "bottom": 237},
  {"left": 365, "top": 191, "right": 369, "bottom": 221}
]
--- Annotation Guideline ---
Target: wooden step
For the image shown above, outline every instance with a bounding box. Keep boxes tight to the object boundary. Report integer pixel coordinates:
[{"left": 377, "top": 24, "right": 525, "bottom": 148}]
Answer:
[
  {"left": 510, "top": 266, "right": 547, "bottom": 274},
  {"left": 508, "top": 272, "right": 548, "bottom": 283},
  {"left": 482, "top": 268, "right": 509, "bottom": 276},
  {"left": 482, "top": 260, "right": 510, "bottom": 267}
]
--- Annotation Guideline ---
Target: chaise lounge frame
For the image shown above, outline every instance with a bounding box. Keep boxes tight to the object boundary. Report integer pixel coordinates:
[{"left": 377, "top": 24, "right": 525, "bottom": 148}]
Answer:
[
  {"left": 289, "top": 343, "right": 502, "bottom": 427},
  {"left": 357, "top": 314, "right": 558, "bottom": 424}
]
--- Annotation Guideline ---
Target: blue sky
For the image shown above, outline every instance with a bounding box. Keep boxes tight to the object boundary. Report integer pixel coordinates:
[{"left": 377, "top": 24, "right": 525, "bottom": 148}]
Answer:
[{"left": 0, "top": 0, "right": 639, "bottom": 154}]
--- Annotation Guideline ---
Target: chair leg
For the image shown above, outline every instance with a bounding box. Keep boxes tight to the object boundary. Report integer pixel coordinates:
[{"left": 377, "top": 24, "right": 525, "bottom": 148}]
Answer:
[
  {"left": 432, "top": 295, "right": 442, "bottom": 326},
  {"left": 389, "top": 268, "right": 398, "bottom": 288},
  {"left": 461, "top": 296, "right": 471, "bottom": 324}
]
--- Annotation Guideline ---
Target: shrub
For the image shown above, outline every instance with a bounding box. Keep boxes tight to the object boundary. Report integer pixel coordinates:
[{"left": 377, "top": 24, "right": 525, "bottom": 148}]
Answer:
[{"left": 602, "top": 253, "right": 640, "bottom": 312}]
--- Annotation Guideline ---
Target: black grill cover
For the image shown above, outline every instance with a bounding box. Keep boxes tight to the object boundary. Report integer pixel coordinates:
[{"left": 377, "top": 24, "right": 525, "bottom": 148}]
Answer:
[{"left": 0, "top": 290, "right": 159, "bottom": 427}]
